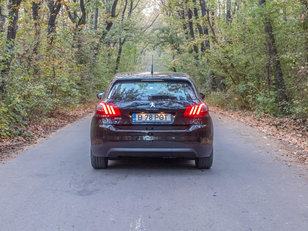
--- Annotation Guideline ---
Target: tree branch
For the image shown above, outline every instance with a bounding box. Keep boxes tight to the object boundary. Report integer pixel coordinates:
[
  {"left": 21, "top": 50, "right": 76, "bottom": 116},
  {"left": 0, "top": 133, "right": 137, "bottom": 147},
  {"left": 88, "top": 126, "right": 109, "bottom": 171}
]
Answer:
[{"left": 142, "top": 14, "right": 160, "bottom": 32}]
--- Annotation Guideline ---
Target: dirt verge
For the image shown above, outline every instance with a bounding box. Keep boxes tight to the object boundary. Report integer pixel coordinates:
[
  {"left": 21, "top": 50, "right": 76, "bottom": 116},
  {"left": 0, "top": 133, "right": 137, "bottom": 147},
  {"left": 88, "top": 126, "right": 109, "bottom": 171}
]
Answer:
[
  {"left": 211, "top": 106, "right": 308, "bottom": 165},
  {"left": 0, "top": 103, "right": 95, "bottom": 164}
]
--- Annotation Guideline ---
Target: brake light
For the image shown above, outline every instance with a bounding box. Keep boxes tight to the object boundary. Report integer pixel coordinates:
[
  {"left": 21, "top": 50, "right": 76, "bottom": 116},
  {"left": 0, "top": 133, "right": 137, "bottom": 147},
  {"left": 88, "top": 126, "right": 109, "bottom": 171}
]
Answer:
[
  {"left": 97, "top": 103, "right": 121, "bottom": 116},
  {"left": 184, "top": 103, "right": 208, "bottom": 116}
]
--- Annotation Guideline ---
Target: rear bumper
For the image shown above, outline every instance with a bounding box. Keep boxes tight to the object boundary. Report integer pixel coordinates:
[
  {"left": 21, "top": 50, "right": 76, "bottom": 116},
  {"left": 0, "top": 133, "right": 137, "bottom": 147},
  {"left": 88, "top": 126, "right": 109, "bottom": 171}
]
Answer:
[
  {"left": 92, "top": 141, "right": 213, "bottom": 158},
  {"left": 91, "top": 119, "right": 213, "bottom": 159}
]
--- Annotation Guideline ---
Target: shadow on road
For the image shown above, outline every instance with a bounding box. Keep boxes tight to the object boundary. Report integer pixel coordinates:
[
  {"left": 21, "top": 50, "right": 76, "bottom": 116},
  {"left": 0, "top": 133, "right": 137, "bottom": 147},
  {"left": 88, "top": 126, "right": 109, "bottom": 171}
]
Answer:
[
  {"left": 89, "top": 158, "right": 214, "bottom": 177},
  {"left": 106, "top": 158, "right": 200, "bottom": 170}
]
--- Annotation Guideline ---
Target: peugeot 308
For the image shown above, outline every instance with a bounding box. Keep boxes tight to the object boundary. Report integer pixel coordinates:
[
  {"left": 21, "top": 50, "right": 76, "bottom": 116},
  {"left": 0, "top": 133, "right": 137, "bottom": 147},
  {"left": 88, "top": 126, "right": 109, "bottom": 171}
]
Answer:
[{"left": 90, "top": 72, "right": 214, "bottom": 169}]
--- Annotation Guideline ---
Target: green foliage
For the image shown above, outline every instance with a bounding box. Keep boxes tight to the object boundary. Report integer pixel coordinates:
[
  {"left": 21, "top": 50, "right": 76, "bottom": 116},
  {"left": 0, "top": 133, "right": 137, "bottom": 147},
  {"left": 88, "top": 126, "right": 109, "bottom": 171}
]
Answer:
[
  {"left": 156, "top": 0, "right": 308, "bottom": 119},
  {"left": 1, "top": 0, "right": 307, "bottom": 138},
  {"left": 0, "top": 0, "right": 144, "bottom": 138},
  {"left": 254, "top": 92, "right": 280, "bottom": 116}
]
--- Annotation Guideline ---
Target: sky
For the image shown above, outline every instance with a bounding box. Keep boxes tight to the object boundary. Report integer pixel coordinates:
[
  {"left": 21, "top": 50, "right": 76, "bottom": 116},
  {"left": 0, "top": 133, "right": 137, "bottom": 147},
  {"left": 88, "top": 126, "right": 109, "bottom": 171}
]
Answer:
[{"left": 142, "top": 0, "right": 161, "bottom": 17}]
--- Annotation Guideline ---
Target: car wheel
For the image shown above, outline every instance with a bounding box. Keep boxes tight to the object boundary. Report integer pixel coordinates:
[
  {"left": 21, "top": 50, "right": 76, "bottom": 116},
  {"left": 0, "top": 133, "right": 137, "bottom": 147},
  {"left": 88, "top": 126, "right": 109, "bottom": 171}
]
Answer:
[
  {"left": 91, "top": 150, "right": 108, "bottom": 169},
  {"left": 195, "top": 151, "right": 213, "bottom": 169}
]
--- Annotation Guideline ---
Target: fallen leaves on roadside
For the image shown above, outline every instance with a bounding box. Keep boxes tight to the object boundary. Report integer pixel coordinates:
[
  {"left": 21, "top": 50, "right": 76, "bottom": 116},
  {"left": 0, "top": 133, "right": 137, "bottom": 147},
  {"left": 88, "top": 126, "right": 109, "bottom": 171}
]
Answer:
[
  {"left": 0, "top": 103, "right": 96, "bottom": 163},
  {"left": 211, "top": 106, "right": 308, "bottom": 165}
]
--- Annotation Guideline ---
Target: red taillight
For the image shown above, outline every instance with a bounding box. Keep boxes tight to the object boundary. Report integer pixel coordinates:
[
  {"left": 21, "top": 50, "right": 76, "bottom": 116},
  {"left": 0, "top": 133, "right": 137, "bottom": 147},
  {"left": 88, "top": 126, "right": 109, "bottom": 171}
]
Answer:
[
  {"left": 97, "top": 103, "right": 121, "bottom": 116},
  {"left": 184, "top": 103, "right": 208, "bottom": 116}
]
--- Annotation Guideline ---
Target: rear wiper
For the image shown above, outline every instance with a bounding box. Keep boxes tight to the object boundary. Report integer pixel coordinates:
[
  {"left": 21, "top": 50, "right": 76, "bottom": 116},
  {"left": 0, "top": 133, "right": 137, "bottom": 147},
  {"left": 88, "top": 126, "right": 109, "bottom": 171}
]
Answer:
[{"left": 148, "top": 95, "right": 177, "bottom": 100}]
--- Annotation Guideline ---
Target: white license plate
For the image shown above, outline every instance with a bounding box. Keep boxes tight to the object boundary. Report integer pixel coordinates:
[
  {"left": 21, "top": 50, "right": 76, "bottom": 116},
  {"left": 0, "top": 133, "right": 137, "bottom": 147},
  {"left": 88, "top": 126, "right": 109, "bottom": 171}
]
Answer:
[{"left": 132, "top": 113, "right": 172, "bottom": 123}]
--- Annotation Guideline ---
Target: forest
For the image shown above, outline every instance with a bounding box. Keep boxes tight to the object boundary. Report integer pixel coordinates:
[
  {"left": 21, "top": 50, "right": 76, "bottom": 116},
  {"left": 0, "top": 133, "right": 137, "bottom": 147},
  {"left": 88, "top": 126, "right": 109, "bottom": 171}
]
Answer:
[{"left": 0, "top": 0, "right": 307, "bottom": 138}]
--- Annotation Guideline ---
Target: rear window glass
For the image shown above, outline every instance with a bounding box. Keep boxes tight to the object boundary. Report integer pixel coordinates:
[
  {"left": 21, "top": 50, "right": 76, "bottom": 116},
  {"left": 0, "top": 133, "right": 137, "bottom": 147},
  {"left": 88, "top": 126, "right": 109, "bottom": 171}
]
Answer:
[{"left": 108, "top": 81, "right": 197, "bottom": 101}]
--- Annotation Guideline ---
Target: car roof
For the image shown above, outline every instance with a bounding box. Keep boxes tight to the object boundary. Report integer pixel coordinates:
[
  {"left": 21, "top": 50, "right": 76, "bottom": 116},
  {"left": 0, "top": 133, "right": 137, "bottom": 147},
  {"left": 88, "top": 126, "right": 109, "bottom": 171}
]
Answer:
[{"left": 113, "top": 72, "right": 191, "bottom": 81}]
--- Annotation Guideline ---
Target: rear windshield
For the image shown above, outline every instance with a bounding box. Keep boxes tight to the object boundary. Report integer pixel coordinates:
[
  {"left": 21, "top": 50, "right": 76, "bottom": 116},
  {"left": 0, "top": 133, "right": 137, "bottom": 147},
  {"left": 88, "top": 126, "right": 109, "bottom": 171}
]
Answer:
[{"left": 108, "top": 80, "right": 197, "bottom": 101}]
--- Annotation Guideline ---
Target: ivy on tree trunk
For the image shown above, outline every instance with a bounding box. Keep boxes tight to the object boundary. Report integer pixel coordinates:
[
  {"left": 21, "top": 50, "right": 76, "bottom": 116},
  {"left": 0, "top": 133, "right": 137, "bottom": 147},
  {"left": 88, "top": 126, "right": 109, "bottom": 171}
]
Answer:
[{"left": 259, "top": 0, "right": 289, "bottom": 114}]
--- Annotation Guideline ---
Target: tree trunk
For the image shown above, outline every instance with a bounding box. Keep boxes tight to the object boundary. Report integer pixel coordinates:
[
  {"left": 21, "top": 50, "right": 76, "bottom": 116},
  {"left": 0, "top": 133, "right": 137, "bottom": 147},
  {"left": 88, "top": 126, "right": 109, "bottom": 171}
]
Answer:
[
  {"left": 76, "top": 0, "right": 86, "bottom": 64},
  {"left": 259, "top": 0, "right": 289, "bottom": 113},
  {"left": 6, "top": 0, "right": 21, "bottom": 42},
  {"left": 300, "top": 0, "right": 308, "bottom": 64},
  {"left": 0, "top": 2, "right": 5, "bottom": 34},
  {"left": 178, "top": 9, "right": 189, "bottom": 40},
  {"left": 114, "top": 0, "right": 135, "bottom": 73},
  {"left": 199, "top": 0, "right": 210, "bottom": 48},
  {"left": 31, "top": 1, "right": 42, "bottom": 76},
  {"left": 187, "top": 4, "right": 198, "bottom": 54},
  {"left": 47, "top": 0, "right": 62, "bottom": 45},
  {"left": 192, "top": 0, "right": 205, "bottom": 52},
  {"left": 93, "top": 0, "right": 118, "bottom": 61},
  {"left": 94, "top": 8, "right": 98, "bottom": 30},
  {"left": 226, "top": 0, "right": 232, "bottom": 22},
  {"left": 205, "top": 6, "right": 218, "bottom": 43},
  {"left": 115, "top": 38, "right": 126, "bottom": 73},
  {"left": 0, "top": 0, "right": 22, "bottom": 95}
]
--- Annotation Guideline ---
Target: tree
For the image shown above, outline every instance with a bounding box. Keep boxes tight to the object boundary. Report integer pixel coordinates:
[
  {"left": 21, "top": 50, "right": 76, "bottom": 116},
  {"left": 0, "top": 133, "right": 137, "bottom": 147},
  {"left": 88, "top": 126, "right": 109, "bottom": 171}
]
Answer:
[
  {"left": 259, "top": 0, "right": 289, "bottom": 113},
  {"left": 65, "top": 0, "right": 87, "bottom": 64},
  {"left": 199, "top": 0, "right": 210, "bottom": 49},
  {"left": 186, "top": 1, "right": 198, "bottom": 54},
  {"left": 0, "top": 0, "right": 6, "bottom": 34},
  {"left": 226, "top": 0, "right": 232, "bottom": 23},
  {"left": 93, "top": 0, "right": 119, "bottom": 60},
  {"left": 47, "top": 0, "right": 62, "bottom": 45},
  {"left": 115, "top": 0, "right": 142, "bottom": 73},
  {"left": 31, "top": 0, "right": 42, "bottom": 76},
  {"left": 300, "top": 0, "right": 308, "bottom": 63},
  {"left": 156, "top": 0, "right": 306, "bottom": 117},
  {"left": 0, "top": 0, "right": 22, "bottom": 95},
  {"left": 192, "top": 0, "right": 206, "bottom": 52},
  {"left": 0, "top": 0, "right": 307, "bottom": 139}
]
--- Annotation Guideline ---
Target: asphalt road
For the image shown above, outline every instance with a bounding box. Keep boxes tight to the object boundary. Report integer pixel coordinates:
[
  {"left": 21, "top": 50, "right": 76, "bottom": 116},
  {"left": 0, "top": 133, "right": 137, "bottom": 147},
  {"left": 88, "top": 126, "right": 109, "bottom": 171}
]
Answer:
[{"left": 0, "top": 114, "right": 308, "bottom": 231}]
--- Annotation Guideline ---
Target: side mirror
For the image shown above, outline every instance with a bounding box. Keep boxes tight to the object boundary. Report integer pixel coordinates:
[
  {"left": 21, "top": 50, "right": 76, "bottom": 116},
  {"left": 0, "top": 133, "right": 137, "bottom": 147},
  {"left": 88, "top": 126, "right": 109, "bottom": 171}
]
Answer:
[
  {"left": 97, "top": 92, "right": 105, "bottom": 99},
  {"left": 200, "top": 93, "right": 205, "bottom": 100}
]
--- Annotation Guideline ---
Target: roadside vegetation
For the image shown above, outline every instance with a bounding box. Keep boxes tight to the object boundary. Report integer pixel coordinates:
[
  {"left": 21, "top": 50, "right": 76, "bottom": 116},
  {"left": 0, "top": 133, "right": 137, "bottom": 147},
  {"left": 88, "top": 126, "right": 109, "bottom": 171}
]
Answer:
[
  {"left": 0, "top": 0, "right": 151, "bottom": 138},
  {"left": 0, "top": 0, "right": 307, "bottom": 140},
  {"left": 154, "top": 0, "right": 307, "bottom": 120}
]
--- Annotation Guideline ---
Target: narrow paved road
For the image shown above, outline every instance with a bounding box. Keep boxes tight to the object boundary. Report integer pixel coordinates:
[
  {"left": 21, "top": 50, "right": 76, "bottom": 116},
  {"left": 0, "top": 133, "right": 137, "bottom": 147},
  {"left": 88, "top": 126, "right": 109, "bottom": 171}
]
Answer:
[{"left": 0, "top": 114, "right": 308, "bottom": 231}]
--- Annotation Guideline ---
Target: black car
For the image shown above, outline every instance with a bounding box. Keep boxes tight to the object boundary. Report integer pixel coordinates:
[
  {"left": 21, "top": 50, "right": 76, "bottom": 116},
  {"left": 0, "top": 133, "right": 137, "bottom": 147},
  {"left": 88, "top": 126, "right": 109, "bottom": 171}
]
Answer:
[{"left": 90, "top": 72, "right": 213, "bottom": 169}]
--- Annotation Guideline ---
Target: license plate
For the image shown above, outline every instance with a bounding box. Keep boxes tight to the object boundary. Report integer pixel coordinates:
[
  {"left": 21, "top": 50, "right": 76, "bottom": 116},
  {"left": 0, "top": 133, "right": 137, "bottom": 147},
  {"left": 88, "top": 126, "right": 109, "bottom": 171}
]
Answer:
[{"left": 132, "top": 113, "right": 172, "bottom": 123}]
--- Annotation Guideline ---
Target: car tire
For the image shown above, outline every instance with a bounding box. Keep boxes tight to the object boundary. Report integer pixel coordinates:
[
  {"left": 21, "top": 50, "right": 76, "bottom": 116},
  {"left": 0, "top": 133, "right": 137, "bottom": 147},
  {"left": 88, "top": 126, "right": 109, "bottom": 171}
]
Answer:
[
  {"left": 195, "top": 151, "right": 213, "bottom": 169},
  {"left": 91, "top": 150, "right": 108, "bottom": 169}
]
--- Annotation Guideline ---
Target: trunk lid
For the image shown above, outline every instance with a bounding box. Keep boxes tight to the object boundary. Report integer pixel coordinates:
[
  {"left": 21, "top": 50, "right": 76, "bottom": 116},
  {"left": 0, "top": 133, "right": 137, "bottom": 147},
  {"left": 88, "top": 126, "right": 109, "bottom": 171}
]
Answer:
[{"left": 105, "top": 99, "right": 200, "bottom": 126}]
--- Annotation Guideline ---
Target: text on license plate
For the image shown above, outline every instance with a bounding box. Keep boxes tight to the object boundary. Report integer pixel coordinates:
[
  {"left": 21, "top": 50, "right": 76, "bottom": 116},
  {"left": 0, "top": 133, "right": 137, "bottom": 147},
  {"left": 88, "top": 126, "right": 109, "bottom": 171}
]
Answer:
[{"left": 132, "top": 113, "right": 172, "bottom": 123}]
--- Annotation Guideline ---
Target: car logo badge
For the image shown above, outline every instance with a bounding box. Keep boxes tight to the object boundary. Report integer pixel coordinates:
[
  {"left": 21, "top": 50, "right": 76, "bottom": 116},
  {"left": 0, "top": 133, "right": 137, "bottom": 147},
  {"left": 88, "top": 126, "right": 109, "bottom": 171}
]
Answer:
[{"left": 150, "top": 102, "right": 155, "bottom": 108}]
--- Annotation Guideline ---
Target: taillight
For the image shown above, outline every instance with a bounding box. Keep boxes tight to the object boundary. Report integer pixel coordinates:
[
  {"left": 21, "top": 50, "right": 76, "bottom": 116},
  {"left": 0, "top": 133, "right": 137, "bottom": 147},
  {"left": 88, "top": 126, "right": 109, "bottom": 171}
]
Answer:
[
  {"left": 97, "top": 103, "right": 121, "bottom": 116},
  {"left": 184, "top": 103, "right": 208, "bottom": 116}
]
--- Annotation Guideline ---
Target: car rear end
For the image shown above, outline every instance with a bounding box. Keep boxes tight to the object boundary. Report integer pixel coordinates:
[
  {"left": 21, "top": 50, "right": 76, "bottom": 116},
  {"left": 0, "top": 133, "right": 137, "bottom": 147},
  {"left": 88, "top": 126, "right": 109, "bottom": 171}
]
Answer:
[{"left": 90, "top": 75, "right": 213, "bottom": 169}]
